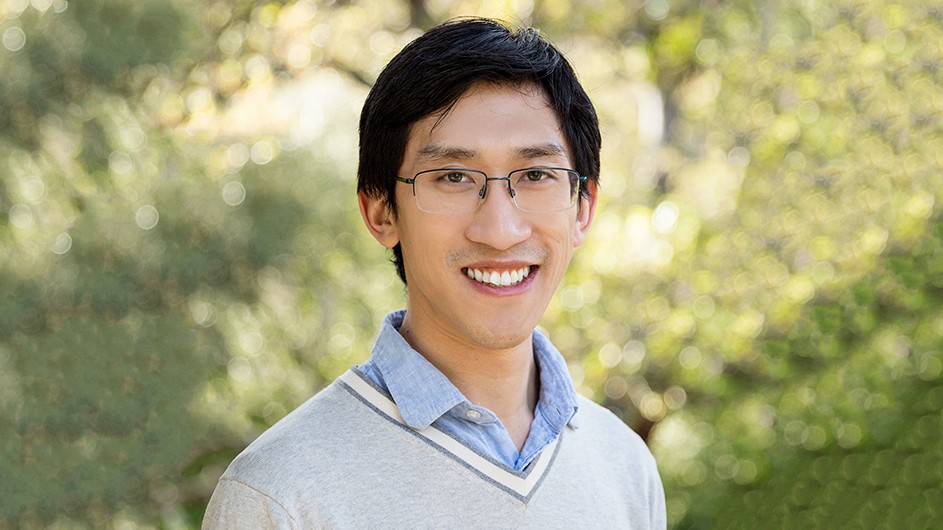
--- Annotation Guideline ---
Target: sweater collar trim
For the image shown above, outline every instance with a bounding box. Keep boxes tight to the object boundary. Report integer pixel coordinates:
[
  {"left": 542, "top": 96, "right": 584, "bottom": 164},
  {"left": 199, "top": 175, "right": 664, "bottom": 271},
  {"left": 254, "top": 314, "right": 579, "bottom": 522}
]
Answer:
[{"left": 338, "top": 368, "right": 565, "bottom": 502}]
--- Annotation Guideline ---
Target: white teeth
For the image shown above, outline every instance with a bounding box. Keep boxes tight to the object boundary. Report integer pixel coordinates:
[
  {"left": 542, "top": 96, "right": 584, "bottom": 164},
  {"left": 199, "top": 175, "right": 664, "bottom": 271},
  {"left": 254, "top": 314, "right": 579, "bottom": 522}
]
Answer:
[{"left": 464, "top": 266, "right": 531, "bottom": 287}]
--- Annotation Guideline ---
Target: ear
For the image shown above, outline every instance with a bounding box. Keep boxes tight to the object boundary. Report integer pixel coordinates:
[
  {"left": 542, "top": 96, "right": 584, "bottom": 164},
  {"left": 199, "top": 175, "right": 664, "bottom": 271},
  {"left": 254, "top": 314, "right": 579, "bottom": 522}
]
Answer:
[
  {"left": 571, "top": 180, "right": 598, "bottom": 248},
  {"left": 358, "top": 192, "right": 399, "bottom": 249}
]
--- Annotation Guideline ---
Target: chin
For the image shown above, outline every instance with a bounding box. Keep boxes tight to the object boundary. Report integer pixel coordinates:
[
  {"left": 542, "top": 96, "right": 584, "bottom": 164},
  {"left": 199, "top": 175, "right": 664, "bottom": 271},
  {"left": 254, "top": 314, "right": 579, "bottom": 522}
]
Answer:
[{"left": 466, "top": 324, "right": 535, "bottom": 351}]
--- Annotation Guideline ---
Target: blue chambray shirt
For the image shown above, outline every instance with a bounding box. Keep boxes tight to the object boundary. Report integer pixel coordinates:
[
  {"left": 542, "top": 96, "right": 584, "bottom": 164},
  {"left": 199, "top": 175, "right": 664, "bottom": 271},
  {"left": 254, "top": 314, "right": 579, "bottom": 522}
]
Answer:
[{"left": 355, "top": 310, "right": 579, "bottom": 472}]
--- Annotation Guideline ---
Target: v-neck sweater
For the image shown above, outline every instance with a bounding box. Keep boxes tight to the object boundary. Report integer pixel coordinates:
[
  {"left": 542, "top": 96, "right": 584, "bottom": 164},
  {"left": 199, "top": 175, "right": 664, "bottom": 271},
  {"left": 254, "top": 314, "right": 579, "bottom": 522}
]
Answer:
[{"left": 203, "top": 369, "right": 666, "bottom": 529}]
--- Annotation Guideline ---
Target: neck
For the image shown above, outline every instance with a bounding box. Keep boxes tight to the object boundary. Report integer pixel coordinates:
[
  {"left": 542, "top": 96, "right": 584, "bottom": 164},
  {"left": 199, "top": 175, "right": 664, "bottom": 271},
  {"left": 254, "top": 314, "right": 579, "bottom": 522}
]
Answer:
[{"left": 398, "top": 313, "right": 539, "bottom": 450}]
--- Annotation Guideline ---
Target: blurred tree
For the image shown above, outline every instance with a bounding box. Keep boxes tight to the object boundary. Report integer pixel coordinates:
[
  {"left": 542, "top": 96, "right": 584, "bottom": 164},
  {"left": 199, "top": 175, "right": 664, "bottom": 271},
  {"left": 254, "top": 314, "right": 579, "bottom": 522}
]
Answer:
[{"left": 1, "top": 0, "right": 395, "bottom": 525}]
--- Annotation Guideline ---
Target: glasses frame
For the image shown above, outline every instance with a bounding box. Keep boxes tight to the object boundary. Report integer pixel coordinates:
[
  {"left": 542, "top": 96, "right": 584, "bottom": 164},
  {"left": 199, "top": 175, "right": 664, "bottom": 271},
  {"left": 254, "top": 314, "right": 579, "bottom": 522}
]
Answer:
[{"left": 395, "top": 167, "right": 588, "bottom": 214}]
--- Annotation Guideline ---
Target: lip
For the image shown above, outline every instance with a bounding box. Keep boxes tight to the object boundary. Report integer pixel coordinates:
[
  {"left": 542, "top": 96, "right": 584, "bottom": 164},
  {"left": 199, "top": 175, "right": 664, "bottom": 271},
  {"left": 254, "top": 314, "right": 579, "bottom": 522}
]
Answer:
[{"left": 461, "top": 262, "right": 539, "bottom": 296}]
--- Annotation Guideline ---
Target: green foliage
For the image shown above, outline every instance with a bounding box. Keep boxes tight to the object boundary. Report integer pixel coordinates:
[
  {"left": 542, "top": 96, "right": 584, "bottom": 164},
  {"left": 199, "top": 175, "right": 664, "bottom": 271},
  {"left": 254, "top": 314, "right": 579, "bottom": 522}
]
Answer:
[{"left": 1, "top": 0, "right": 941, "bottom": 527}]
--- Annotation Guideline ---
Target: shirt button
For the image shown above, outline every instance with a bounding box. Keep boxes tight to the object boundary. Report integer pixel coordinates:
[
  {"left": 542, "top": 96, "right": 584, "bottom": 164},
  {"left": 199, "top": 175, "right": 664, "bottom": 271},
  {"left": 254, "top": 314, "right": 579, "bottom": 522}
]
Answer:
[{"left": 466, "top": 410, "right": 482, "bottom": 420}]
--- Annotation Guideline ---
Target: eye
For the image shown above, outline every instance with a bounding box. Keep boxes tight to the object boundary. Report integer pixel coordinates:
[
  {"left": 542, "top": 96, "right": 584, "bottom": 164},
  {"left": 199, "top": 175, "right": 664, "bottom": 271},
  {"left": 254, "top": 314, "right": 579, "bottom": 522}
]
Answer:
[
  {"left": 422, "top": 169, "right": 480, "bottom": 191},
  {"left": 443, "top": 171, "right": 473, "bottom": 183},
  {"left": 516, "top": 168, "right": 561, "bottom": 186},
  {"left": 523, "top": 169, "right": 551, "bottom": 181}
]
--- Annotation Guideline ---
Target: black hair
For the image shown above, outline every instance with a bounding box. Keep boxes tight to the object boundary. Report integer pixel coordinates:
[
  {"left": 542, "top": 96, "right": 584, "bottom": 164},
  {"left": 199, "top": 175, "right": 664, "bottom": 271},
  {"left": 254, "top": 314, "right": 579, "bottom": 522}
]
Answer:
[{"left": 357, "top": 17, "right": 601, "bottom": 285}]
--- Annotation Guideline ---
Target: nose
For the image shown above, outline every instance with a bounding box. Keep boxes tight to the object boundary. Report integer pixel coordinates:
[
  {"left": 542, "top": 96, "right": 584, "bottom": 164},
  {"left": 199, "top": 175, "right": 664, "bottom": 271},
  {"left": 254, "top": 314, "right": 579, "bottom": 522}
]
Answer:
[{"left": 465, "top": 179, "right": 532, "bottom": 250}]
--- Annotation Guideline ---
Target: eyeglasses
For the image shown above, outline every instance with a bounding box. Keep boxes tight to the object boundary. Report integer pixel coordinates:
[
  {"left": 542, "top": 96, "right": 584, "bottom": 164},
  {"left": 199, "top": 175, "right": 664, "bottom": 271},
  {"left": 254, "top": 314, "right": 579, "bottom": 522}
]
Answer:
[{"left": 395, "top": 167, "right": 587, "bottom": 215}]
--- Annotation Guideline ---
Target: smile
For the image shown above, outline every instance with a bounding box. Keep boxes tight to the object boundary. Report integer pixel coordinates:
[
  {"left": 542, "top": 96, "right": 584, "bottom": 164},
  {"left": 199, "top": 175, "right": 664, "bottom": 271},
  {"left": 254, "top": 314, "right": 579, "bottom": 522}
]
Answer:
[{"left": 464, "top": 266, "right": 532, "bottom": 287}]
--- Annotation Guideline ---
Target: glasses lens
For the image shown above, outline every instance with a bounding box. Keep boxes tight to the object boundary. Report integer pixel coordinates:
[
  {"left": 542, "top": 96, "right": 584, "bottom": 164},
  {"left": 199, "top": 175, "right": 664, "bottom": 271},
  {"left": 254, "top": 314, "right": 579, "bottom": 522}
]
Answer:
[
  {"left": 509, "top": 169, "right": 580, "bottom": 213},
  {"left": 410, "top": 168, "right": 581, "bottom": 214},
  {"left": 413, "top": 170, "right": 485, "bottom": 214}
]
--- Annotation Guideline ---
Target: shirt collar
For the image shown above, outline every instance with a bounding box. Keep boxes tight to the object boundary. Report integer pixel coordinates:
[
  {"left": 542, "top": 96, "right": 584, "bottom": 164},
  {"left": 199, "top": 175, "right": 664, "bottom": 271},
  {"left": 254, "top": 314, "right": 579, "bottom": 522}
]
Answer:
[
  {"left": 369, "top": 310, "right": 579, "bottom": 431},
  {"left": 532, "top": 328, "right": 580, "bottom": 430},
  {"left": 370, "top": 310, "right": 467, "bottom": 430}
]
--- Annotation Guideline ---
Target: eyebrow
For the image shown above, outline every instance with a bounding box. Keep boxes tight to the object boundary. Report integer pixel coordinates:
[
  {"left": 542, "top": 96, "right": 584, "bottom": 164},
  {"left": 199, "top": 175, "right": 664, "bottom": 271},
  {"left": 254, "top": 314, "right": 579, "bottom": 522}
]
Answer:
[
  {"left": 415, "top": 144, "right": 477, "bottom": 163},
  {"left": 516, "top": 142, "right": 567, "bottom": 160},
  {"left": 415, "top": 142, "right": 568, "bottom": 164}
]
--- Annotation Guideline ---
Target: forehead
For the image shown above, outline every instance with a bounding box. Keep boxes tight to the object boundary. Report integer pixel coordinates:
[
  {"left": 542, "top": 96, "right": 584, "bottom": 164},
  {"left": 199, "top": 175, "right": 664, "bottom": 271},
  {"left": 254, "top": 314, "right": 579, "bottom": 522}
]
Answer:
[{"left": 402, "top": 82, "right": 569, "bottom": 166}]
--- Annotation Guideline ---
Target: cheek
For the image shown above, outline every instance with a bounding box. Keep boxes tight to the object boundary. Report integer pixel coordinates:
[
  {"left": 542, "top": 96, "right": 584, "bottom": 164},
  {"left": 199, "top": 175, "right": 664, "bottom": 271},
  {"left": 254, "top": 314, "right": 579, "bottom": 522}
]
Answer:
[
  {"left": 540, "top": 219, "right": 578, "bottom": 268},
  {"left": 399, "top": 219, "right": 455, "bottom": 267},
  {"left": 546, "top": 216, "right": 580, "bottom": 248}
]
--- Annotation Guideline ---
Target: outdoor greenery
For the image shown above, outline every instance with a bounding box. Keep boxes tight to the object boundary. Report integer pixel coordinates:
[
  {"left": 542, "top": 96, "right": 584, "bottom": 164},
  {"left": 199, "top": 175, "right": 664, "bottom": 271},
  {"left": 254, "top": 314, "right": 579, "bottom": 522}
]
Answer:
[{"left": 2, "top": 0, "right": 940, "bottom": 527}]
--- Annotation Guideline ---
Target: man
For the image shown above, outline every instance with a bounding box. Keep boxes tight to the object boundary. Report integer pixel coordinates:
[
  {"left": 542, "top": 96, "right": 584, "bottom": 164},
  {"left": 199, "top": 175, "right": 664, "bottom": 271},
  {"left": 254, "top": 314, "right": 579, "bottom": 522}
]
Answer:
[{"left": 204, "top": 18, "right": 665, "bottom": 528}]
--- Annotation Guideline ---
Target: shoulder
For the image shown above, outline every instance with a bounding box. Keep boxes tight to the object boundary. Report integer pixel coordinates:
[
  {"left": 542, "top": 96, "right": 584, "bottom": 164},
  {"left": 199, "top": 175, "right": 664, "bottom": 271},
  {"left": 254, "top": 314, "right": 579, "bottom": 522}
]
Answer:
[
  {"left": 209, "top": 379, "right": 380, "bottom": 510},
  {"left": 570, "top": 395, "right": 658, "bottom": 469},
  {"left": 564, "top": 396, "right": 666, "bottom": 528},
  {"left": 233, "top": 382, "right": 349, "bottom": 454},
  {"left": 573, "top": 396, "right": 645, "bottom": 441},
  {"left": 203, "top": 476, "right": 301, "bottom": 529}
]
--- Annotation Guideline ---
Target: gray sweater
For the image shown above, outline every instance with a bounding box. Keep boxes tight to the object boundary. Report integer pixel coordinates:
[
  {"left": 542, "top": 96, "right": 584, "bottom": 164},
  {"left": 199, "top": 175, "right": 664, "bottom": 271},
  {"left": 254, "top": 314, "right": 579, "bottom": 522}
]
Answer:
[{"left": 203, "top": 370, "right": 666, "bottom": 529}]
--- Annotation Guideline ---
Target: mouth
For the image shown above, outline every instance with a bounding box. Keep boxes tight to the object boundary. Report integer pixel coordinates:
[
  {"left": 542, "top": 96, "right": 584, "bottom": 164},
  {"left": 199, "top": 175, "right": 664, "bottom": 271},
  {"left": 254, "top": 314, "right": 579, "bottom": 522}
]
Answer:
[{"left": 463, "top": 265, "right": 534, "bottom": 287}]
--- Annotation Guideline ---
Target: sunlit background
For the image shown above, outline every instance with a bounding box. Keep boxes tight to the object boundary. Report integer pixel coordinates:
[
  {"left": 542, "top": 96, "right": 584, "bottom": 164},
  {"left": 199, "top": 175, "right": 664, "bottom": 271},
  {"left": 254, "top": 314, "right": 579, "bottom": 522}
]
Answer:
[{"left": 1, "top": 0, "right": 941, "bottom": 527}]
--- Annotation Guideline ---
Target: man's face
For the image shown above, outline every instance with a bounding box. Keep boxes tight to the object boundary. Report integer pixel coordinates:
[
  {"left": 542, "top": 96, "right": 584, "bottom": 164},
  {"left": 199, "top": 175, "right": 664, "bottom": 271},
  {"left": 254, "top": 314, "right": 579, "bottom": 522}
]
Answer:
[{"left": 361, "top": 82, "right": 596, "bottom": 353}]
